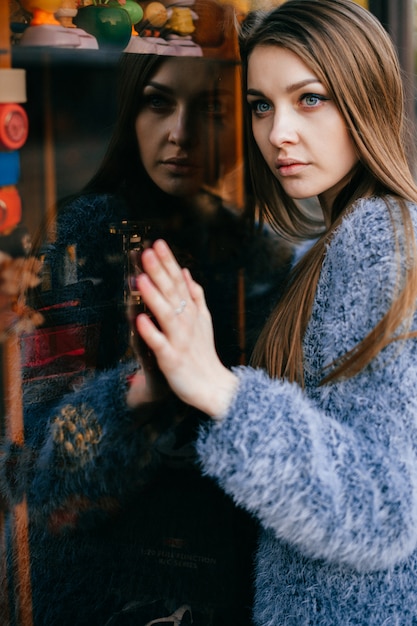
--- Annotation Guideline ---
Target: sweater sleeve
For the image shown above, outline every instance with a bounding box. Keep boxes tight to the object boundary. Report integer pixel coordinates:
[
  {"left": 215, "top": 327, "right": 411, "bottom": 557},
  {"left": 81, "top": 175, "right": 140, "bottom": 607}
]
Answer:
[
  {"left": 197, "top": 198, "right": 417, "bottom": 573},
  {"left": 0, "top": 361, "right": 178, "bottom": 531}
]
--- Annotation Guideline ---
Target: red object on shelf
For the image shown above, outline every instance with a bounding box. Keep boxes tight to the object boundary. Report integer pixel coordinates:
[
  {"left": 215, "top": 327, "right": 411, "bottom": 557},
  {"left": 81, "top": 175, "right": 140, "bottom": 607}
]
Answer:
[
  {"left": 0, "top": 186, "right": 22, "bottom": 233},
  {"left": 0, "top": 103, "right": 29, "bottom": 150}
]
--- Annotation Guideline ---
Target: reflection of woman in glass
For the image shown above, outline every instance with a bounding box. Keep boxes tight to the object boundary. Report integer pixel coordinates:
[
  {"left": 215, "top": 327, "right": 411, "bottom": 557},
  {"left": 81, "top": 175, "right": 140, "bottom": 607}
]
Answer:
[{"left": 0, "top": 52, "right": 291, "bottom": 626}]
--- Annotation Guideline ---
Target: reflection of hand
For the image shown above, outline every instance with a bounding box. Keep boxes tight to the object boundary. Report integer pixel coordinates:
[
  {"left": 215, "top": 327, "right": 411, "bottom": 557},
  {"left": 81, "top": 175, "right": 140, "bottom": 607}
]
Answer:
[
  {"left": 126, "top": 295, "right": 171, "bottom": 410},
  {"left": 126, "top": 357, "right": 170, "bottom": 410},
  {"left": 135, "top": 240, "right": 238, "bottom": 419},
  {"left": 126, "top": 368, "right": 160, "bottom": 409}
]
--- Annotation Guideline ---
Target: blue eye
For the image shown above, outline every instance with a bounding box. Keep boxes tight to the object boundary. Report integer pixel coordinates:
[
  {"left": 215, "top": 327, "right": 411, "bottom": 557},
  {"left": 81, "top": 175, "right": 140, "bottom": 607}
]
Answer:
[
  {"left": 249, "top": 100, "right": 272, "bottom": 115},
  {"left": 301, "top": 93, "right": 329, "bottom": 108}
]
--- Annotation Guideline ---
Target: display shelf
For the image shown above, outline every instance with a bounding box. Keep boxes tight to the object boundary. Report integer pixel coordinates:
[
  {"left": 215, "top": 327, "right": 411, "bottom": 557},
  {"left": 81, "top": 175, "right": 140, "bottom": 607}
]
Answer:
[{"left": 12, "top": 43, "right": 123, "bottom": 69}]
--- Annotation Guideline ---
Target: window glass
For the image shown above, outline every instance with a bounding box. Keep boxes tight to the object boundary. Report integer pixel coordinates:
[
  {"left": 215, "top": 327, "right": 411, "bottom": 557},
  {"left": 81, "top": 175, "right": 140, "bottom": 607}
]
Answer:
[{"left": 1, "top": 3, "right": 293, "bottom": 625}]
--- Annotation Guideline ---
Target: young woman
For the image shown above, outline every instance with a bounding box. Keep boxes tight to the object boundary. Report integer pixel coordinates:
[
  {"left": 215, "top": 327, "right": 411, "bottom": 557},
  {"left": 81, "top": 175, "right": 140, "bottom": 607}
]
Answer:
[
  {"left": 0, "top": 52, "right": 290, "bottom": 625},
  {"left": 131, "top": 1, "right": 417, "bottom": 623}
]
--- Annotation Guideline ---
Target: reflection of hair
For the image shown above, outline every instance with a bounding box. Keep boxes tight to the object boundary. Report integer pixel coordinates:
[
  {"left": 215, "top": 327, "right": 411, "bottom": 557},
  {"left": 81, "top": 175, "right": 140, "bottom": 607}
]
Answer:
[
  {"left": 83, "top": 53, "right": 163, "bottom": 207},
  {"left": 83, "top": 53, "right": 240, "bottom": 213},
  {"left": 246, "top": 0, "right": 417, "bottom": 384}
]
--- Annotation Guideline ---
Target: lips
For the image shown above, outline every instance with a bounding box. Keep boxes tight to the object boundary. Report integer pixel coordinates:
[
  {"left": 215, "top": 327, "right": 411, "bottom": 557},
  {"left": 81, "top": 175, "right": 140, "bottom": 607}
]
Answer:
[
  {"left": 276, "top": 158, "right": 303, "bottom": 167},
  {"left": 275, "top": 159, "right": 308, "bottom": 176},
  {"left": 162, "top": 157, "right": 197, "bottom": 175},
  {"left": 164, "top": 156, "right": 192, "bottom": 166},
  {"left": 275, "top": 159, "right": 307, "bottom": 176}
]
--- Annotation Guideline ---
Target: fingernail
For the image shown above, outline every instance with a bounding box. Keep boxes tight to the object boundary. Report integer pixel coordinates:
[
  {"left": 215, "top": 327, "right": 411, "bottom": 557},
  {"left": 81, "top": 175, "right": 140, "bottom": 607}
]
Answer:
[{"left": 155, "top": 239, "right": 168, "bottom": 252}]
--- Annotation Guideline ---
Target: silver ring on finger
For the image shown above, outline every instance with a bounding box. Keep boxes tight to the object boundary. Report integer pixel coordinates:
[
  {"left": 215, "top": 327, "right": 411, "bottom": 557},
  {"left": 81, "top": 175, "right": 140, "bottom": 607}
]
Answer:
[{"left": 174, "top": 299, "right": 187, "bottom": 315}]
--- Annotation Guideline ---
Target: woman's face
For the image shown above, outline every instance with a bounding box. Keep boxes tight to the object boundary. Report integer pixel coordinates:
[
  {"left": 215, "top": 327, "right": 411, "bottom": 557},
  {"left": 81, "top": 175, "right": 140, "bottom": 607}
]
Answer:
[
  {"left": 246, "top": 45, "right": 359, "bottom": 214},
  {"left": 135, "top": 57, "right": 237, "bottom": 198}
]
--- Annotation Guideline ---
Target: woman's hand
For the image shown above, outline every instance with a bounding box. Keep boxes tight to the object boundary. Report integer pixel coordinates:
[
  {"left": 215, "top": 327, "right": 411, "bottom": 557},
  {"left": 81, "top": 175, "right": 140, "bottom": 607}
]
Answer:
[
  {"left": 135, "top": 240, "right": 238, "bottom": 419},
  {"left": 125, "top": 355, "right": 171, "bottom": 410}
]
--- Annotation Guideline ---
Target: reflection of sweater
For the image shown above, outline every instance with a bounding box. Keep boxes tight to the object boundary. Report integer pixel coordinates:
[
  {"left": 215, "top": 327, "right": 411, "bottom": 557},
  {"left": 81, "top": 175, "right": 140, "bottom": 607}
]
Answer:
[
  {"left": 197, "top": 196, "right": 417, "bottom": 625},
  {"left": 1, "top": 192, "right": 291, "bottom": 626}
]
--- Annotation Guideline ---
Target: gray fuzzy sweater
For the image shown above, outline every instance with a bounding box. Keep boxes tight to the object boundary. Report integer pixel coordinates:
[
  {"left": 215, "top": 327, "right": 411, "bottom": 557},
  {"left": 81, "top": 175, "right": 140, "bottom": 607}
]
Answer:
[{"left": 197, "top": 196, "right": 417, "bottom": 625}]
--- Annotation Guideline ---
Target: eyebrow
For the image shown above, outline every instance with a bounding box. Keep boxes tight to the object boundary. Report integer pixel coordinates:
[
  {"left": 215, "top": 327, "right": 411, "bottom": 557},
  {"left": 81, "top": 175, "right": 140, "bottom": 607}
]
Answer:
[
  {"left": 246, "top": 78, "right": 321, "bottom": 97},
  {"left": 144, "top": 81, "right": 173, "bottom": 94}
]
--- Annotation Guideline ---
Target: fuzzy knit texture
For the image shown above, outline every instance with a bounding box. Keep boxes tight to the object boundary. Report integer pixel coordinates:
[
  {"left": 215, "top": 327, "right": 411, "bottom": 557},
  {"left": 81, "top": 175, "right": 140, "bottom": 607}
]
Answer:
[{"left": 197, "top": 196, "right": 417, "bottom": 626}]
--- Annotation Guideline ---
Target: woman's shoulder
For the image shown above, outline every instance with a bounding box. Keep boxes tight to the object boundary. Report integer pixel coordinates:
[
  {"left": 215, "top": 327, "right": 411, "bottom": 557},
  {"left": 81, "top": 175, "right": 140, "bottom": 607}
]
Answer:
[
  {"left": 334, "top": 195, "right": 417, "bottom": 239},
  {"left": 326, "top": 195, "right": 417, "bottom": 262},
  {"left": 56, "top": 192, "right": 127, "bottom": 245},
  {"left": 59, "top": 191, "right": 125, "bottom": 223},
  {"left": 317, "top": 195, "right": 417, "bottom": 320}
]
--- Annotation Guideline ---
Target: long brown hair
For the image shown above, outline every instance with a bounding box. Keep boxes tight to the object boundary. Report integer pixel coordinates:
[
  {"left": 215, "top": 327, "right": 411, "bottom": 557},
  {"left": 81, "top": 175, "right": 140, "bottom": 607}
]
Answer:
[
  {"left": 83, "top": 52, "right": 163, "bottom": 199},
  {"left": 244, "top": 0, "right": 417, "bottom": 385}
]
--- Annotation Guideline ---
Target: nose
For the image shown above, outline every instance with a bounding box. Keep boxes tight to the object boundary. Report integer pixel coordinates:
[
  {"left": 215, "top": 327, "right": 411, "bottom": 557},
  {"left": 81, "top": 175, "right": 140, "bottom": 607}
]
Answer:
[
  {"left": 168, "top": 106, "right": 195, "bottom": 148},
  {"left": 268, "top": 106, "right": 299, "bottom": 147}
]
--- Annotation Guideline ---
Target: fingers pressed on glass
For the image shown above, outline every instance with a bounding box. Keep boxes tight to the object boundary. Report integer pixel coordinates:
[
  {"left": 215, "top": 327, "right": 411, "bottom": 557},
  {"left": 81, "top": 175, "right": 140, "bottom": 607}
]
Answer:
[
  {"left": 143, "top": 240, "right": 183, "bottom": 279},
  {"left": 136, "top": 273, "right": 172, "bottom": 323},
  {"left": 140, "top": 242, "right": 191, "bottom": 312}
]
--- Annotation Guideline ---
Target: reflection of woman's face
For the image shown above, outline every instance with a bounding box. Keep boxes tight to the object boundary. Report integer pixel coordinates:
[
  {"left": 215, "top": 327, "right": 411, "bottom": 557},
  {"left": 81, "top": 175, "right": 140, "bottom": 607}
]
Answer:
[{"left": 135, "top": 58, "right": 237, "bottom": 197}]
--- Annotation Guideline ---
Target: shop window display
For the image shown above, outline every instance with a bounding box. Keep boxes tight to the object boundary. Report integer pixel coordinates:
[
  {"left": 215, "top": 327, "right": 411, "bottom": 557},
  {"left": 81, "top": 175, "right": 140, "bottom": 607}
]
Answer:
[{"left": 0, "top": 2, "right": 293, "bottom": 625}]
